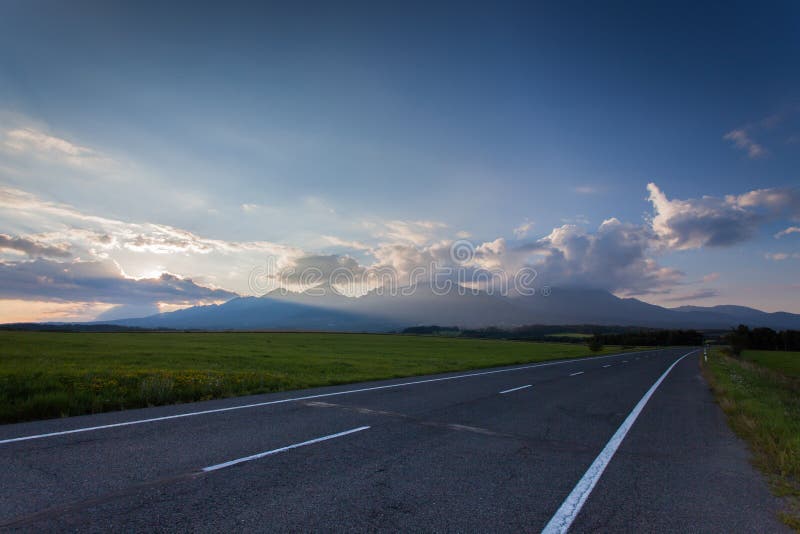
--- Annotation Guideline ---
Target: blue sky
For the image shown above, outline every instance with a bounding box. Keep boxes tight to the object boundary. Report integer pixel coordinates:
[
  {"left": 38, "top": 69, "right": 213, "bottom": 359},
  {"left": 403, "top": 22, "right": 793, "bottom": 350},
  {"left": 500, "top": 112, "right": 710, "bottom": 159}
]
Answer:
[{"left": 0, "top": 0, "right": 798, "bottom": 321}]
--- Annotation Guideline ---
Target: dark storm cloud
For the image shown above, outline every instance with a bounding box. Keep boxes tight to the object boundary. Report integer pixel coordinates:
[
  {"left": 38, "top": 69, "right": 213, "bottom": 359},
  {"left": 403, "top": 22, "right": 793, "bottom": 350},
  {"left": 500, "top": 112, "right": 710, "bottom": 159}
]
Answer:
[{"left": 0, "top": 259, "right": 237, "bottom": 304}]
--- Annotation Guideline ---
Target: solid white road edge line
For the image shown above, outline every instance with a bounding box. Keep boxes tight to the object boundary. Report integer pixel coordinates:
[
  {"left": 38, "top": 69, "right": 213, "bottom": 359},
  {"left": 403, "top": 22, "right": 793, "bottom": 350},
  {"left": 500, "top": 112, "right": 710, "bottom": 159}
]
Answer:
[
  {"left": 499, "top": 384, "right": 532, "bottom": 394},
  {"left": 202, "top": 426, "right": 370, "bottom": 472},
  {"left": 569, "top": 371, "right": 584, "bottom": 376},
  {"left": 540, "top": 349, "right": 697, "bottom": 534},
  {"left": 0, "top": 348, "right": 664, "bottom": 445}
]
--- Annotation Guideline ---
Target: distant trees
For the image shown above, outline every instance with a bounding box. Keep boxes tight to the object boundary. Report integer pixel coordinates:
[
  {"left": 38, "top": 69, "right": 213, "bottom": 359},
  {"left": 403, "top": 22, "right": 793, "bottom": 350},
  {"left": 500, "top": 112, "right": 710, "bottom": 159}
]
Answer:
[
  {"left": 456, "top": 325, "right": 704, "bottom": 346},
  {"left": 587, "top": 334, "right": 604, "bottom": 352},
  {"left": 593, "top": 329, "right": 703, "bottom": 347},
  {"left": 402, "top": 325, "right": 460, "bottom": 335},
  {"left": 723, "top": 325, "right": 800, "bottom": 353}
]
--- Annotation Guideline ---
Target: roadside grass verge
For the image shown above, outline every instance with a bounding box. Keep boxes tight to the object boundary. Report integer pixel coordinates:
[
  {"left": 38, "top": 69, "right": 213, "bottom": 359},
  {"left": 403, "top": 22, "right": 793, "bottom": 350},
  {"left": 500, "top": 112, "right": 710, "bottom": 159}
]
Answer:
[
  {"left": 702, "top": 348, "right": 800, "bottom": 529},
  {"left": 0, "top": 331, "right": 643, "bottom": 424}
]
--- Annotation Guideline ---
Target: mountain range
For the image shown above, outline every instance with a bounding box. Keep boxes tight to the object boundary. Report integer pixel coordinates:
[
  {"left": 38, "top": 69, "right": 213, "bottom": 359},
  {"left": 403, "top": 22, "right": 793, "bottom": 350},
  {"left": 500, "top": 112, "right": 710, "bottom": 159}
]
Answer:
[{"left": 99, "top": 284, "right": 800, "bottom": 331}]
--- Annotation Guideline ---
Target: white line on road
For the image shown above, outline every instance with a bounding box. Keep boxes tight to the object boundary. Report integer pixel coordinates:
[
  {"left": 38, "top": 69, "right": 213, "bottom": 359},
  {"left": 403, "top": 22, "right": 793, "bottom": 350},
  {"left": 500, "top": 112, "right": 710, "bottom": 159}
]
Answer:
[
  {"left": 569, "top": 371, "right": 584, "bottom": 377},
  {"left": 622, "top": 360, "right": 629, "bottom": 363},
  {"left": 541, "top": 349, "right": 696, "bottom": 534},
  {"left": 202, "top": 426, "right": 370, "bottom": 472},
  {"left": 602, "top": 365, "right": 611, "bottom": 368},
  {"left": 499, "top": 384, "right": 532, "bottom": 394},
  {"left": 0, "top": 349, "right": 662, "bottom": 445}
]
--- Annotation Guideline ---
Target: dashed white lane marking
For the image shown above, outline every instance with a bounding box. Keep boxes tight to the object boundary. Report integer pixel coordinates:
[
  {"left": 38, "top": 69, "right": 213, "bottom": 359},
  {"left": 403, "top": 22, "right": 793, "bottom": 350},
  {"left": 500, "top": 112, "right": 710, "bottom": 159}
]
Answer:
[
  {"left": 0, "top": 349, "right": 661, "bottom": 445},
  {"left": 540, "top": 350, "right": 696, "bottom": 534},
  {"left": 602, "top": 365, "right": 612, "bottom": 368},
  {"left": 202, "top": 426, "right": 370, "bottom": 472},
  {"left": 499, "top": 384, "right": 532, "bottom": 394},
  {"left": 622, "top": 360, "right": 629, "bottom": 363},
  {"left": 569, "top": 371, "right": 584, "bottom": 377}
]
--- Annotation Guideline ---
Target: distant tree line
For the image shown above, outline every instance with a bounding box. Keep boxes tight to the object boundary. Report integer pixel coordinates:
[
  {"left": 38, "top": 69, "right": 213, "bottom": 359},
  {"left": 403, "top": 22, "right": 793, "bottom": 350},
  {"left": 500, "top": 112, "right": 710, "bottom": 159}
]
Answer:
[
  {"left": 403, "top": 324, "right": 704, "bottom": 346},
  {"left": 401, "top": 325, "right": 461, "bottom": 335},
  {"left": 591, "top": 329, "right": 704, "bottom": 347},
  {"left": 724, "top": 325, "right": 800, "bottom": 355}
]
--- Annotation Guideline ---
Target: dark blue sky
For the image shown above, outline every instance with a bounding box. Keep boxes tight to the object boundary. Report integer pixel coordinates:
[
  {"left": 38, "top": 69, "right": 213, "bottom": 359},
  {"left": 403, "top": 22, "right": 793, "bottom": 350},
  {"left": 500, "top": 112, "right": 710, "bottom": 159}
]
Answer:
[{"left": 0, "top": 1, "right": 798, "bottom": 319}]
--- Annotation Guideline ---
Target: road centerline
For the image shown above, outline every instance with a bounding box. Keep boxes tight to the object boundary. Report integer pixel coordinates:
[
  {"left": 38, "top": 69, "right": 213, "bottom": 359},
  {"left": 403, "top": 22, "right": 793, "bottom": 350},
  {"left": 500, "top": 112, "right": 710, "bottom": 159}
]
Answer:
[
  {"left": 541, "top": 349, "right": 696, "bottom": 534},
  {"left": 202, "top": 426, "right": 370, "bottom": 472},
  {"left": 569, "top": 371, "right": 584, "bottom": 377},
  {"left": 499, "top": 384, "right": 532, "bottom": 394}
]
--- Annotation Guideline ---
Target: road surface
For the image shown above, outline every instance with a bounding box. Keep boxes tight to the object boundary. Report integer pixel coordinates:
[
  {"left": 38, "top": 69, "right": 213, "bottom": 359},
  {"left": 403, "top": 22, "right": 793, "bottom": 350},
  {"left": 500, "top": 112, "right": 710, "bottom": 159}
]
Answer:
[{"left": 0, "top": 347, "right": 788, "bottom": 532}]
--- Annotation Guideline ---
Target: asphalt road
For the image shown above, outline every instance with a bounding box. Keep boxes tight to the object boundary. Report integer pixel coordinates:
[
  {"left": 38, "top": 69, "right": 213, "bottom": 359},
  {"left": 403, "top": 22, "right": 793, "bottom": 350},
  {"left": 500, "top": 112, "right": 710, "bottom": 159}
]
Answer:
[{"left": 0, "top": 347, "right": 788, "bottom": 532}]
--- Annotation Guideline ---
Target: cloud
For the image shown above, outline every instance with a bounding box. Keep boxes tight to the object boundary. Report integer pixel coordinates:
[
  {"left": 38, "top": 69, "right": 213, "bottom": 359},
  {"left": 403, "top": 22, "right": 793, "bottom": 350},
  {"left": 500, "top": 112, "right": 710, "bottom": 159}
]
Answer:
[
  {"left": 702, "top": 272, "right": 720, "bottom": 283},
  {"left": 378, "top": 220, "right": 447, "bottom": 245},
  {"left": 524, "top": 218, "right": 682, "bottom": 295},
  {"left": 723, "top": 128, "right": 766, "bottom": 158},
  {"left": 3, "top": 127, "right": 114, "bottom": 170},
  {"left": 513, "top": 219, "right": 534, "bottom": 239},
  {"left": 722, "top": 108, "right": 800, "bottom": 160},
  {"left": 662, "top": 288, "right": 720, "bottom": 302},
  {"left": 775, "top": 226, "right": 800, "bottom": 238},
  {"left": 0, "top": 185, "right": 303, "bottom": 264},
  {"left": 4, "top": 180, "right": 798, "bottom": 321},
  {"left": 572, "top": 186, "right": 598, "bottom": 195},
  {"left": 0, "top": 234, "right": 71, "bottom": 258},
  {"left": 731, "top": 188, "right": 800, "bottom": 214},
  {"left": 765, "top": 252, "right": 800, "bottom": 261},
  {"left": 0, "top": 258, "right": 237, "bottom": 305},
  {"left": 647, "top": 183, "right": 761, "bottom": 249},
  {"left": 322, "top": 235, "right": 373, "bottom": 251}
]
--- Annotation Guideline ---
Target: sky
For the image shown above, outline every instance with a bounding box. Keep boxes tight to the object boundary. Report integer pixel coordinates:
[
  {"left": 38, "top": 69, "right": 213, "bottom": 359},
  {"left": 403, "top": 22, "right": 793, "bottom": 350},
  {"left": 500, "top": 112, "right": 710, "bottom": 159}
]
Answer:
[{"left": 0, "top": 0, "right": 799, "bottom": 322}]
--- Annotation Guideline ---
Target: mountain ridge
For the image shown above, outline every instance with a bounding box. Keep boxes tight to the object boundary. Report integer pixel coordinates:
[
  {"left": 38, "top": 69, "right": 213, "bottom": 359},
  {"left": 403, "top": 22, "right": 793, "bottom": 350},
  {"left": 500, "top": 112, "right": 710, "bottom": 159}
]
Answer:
[{"left": 92, "top": 285, "right": 800, "bottom": 331}]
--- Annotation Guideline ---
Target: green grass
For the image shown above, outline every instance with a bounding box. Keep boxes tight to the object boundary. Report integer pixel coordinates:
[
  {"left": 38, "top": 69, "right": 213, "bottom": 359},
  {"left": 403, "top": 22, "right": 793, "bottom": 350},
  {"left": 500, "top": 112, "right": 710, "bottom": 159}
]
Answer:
[
  {"left": 0, "top": 331, "right": 638, "bottom": 424},
  {"left": 742, "top": 350, "right": 800, "bottom": 378},
  {"left": 702, "top": 348, "right": 800, "bottom": 530}
]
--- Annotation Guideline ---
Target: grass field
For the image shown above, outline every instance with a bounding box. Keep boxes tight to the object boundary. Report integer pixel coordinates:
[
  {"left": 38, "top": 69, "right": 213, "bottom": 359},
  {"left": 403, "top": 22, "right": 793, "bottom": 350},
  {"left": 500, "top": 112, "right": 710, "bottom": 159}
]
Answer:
[
  {"left": 544, "top": 332, "right": 593, "bottom": 339},
  {"left": 742, "top": 350, "right": 800, "bottom": 378},
  {"left": 703, "top": 348, "right": 800, "bottom": 529},
  {"left": 0, "top": 331, "right": 636, "bottom": 424}
]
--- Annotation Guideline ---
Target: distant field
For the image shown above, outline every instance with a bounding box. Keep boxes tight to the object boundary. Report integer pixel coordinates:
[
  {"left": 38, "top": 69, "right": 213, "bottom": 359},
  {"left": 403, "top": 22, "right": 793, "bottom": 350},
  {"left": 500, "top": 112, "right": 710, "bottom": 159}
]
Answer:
[
  {"left": 545, "top": 332, "right": 593, "bottom": 339},
  {"left": 703, "top": 349, "right": 800, "bottom": 529},
  {"left": 0, "top": 331, "right": 638, "bottom": 424},
  {"left": 743, "top": 350, "right": 800, "bottom": 378}
]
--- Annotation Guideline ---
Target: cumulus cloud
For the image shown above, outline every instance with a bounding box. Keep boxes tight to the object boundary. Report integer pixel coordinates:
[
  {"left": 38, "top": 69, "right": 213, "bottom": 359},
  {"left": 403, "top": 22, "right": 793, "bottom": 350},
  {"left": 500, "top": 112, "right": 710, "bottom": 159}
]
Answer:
[
  {"left": 723, "top": 129, "right": 766, "bottom": 158},
  {"left": 0, "top": 259, "right": 237, "bottom": 305},
  {"left": 647, "top": 183, "right": 800, "bottom": 250},
  {"left": 647, "top": 183, "right": 761, "bottom": 249},
  {"left": 0, "top": 234, "right": 71, "bottom": 258},
  {"left": 730, "top": 188, "right": 800, "bottom": 215},
  {"left": 524, "top": 218, "right": 682, "bottom": 296}
]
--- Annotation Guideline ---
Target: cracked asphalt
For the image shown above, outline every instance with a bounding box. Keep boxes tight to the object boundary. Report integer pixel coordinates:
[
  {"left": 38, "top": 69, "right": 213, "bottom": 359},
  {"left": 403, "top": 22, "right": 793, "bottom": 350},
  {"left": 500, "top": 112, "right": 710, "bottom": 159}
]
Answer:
[{"left": 0, "top": 347, "right": 788, "bottom": 532}]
